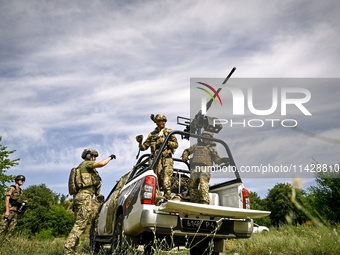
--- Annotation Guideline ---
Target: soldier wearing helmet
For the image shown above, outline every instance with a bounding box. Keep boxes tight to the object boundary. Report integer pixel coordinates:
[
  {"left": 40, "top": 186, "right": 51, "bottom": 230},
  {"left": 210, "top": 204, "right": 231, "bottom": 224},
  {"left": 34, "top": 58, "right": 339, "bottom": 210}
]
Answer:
[
  {"left": 0, "top": 175, "right": 27, "bottom": 243},
  {"left": 136, "top": 114, "right": 178, "bottom": 200},
  {"left": 64, "top": 148, "right": 115, "bottom": 255},
  {"left": 181, "top": 131, "right": 228, "bottom": 204}
]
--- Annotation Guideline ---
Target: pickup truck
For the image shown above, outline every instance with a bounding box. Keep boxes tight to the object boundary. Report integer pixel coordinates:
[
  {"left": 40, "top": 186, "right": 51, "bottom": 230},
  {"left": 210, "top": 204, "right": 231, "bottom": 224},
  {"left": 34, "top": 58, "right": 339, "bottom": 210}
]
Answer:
[{"left": 90, "top": 130, "right": 270, "bottom": 255}]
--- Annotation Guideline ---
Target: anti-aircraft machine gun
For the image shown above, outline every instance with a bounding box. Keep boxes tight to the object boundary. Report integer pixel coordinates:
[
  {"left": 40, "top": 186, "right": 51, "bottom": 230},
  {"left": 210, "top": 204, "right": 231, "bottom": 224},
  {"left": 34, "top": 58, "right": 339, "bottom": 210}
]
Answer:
[{"left": 177, "top": 67, "right": 236, "bottom": 139}]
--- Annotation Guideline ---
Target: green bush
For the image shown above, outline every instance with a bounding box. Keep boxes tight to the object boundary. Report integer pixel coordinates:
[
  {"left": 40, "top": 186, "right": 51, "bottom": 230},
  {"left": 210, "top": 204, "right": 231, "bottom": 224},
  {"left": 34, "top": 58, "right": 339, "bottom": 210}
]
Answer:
[{"left": 36, "top": 229, "right": 54, "bottom": 241}]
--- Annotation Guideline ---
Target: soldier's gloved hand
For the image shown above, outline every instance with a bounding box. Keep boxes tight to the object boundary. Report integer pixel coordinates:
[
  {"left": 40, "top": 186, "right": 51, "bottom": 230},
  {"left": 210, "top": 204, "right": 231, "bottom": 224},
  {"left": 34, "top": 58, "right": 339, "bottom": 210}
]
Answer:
[
  {"left": 221, "top": 157, "right": 230, "bottom": 165},
  {"left": 136, "top": 135, "right": 143, "bottom": 143},
  {"left": 182, "top": 155, "right": 189, "bottom": 162},
  {"left": 96, "top": 194, "right": 105, "bottom": 203},
  {"left": 110, "top": 154, "right": 116, "bottom": 160}
]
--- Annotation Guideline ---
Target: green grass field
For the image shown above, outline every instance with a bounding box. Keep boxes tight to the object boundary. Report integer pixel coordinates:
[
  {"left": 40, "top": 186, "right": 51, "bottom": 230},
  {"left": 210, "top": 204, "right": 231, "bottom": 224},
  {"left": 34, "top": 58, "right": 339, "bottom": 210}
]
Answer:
[
  {"left": 0, "top": 224, "right": 338, "bottom": 255},
  {"left": 227, "top": 224, "right": 339, "bottom": 255}
]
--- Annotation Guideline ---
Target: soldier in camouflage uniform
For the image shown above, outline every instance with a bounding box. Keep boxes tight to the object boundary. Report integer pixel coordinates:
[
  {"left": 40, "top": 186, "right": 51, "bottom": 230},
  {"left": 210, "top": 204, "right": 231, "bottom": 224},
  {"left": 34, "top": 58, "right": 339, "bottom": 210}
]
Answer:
[
  {"left": 0, "top": 175, "right": 27, "bottom": 243},
  {"left": 136, "top": 114, "right": 178, "bottom": 200},
  {"left": 64, "top": 148, "right": 115, "bottom": 255},
  {"left": 181, "top": 131, "right": 226, "bottom": 204}
]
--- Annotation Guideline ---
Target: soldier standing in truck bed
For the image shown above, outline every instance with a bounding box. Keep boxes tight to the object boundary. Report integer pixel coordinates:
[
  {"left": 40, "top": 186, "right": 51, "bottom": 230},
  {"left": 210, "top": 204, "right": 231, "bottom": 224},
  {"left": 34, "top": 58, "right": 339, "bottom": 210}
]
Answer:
[
  {"left": 181, "top": 131, "right": 228, "bottom": 204},
  {"left": 136, "top": 114, "right": 178, "bottom": 200}
]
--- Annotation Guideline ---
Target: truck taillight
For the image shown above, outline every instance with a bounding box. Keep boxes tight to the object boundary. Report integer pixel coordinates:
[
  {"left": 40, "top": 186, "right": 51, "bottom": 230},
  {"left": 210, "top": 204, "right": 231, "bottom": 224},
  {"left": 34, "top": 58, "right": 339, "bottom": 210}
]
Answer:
[
  {"left": 242, "top": 188, "right": 250, "bottom": 209},
  {"left": 141, "top": 175, "right": 157, "bottom": 205}
]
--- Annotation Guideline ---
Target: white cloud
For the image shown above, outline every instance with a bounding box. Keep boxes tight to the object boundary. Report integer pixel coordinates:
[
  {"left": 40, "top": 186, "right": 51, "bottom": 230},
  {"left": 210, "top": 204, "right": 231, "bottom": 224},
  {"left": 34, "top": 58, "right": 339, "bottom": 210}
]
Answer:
[{"left": 1, "top": 0, "right": 339, "bottom": 197}]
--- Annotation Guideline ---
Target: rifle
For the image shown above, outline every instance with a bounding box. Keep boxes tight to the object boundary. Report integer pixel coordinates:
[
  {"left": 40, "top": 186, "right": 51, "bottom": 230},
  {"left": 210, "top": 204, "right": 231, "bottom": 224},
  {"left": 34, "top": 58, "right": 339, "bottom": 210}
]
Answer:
[{"left": 178, "top": 67, "right": 236, "bottom": 138}]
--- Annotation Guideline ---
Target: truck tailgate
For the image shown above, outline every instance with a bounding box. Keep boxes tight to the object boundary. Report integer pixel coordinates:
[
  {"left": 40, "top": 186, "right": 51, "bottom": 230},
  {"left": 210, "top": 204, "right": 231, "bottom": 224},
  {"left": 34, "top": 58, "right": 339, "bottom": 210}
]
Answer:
[{"left": 158, "top": 200, "right": 270, "bottom": 219}]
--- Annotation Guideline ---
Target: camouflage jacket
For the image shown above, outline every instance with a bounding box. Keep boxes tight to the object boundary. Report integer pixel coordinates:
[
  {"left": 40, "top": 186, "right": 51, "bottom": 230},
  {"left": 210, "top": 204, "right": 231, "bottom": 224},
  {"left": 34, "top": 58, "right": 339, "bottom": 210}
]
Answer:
[
  {"left": 139, "top": 127, "right": 178, "bottom": 157},
  {"left": 6, "top": 185, "right": 23, "bottom": 210},
  {"left": 79, "top": 161, "right": 102, "bottom": 196},
  {"left": 182, "top": 142, "right": 223, "bottom": 166}
]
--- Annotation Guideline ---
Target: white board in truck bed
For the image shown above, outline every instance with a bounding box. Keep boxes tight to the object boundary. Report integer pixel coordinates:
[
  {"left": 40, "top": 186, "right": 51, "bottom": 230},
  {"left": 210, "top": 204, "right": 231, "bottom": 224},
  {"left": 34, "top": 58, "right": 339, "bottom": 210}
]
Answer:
[{"left": 158, "top": 200, "right": 270, "bottom": 219}]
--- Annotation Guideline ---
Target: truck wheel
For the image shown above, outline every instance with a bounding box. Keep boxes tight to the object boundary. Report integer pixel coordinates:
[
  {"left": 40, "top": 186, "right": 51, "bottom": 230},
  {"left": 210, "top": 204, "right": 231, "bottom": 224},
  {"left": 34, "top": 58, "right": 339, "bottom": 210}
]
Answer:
[
  {"left": 89, "top": 216, "right": 102, "bottom": 253},
  {"left": 111, "top": 214, "right": 124, "bottom": 254}
]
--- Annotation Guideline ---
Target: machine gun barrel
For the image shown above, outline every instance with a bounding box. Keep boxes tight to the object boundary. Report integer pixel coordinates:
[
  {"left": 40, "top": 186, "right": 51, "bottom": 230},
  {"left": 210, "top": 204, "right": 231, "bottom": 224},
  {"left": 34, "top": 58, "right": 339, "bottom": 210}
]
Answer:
[
  {"left": 205, "top": 67, "right": 236, "bottom": 111},
  {"left": 177, "top": 67, "right": 236, "bottom": 138}
]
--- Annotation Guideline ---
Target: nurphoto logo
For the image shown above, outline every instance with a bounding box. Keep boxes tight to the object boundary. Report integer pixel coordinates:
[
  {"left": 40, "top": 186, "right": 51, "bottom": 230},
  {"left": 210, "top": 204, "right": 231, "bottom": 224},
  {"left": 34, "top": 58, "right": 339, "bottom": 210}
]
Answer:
[
  {"left": 196, "top": 82, "right": 223, "bottom": 114},
  {"left": 195, "top": 79, "right": 312, "bottom": 128}
]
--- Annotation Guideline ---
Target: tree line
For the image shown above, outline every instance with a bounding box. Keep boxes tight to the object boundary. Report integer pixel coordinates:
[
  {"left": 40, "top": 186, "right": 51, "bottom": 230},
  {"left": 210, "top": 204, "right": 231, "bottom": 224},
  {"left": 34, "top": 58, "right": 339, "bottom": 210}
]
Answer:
[
  {"left": 1, "top": 136, "right": 339, "bottom": 239},
  {"left": 250, "top": 175, "right": 340, "bottom": 227}
]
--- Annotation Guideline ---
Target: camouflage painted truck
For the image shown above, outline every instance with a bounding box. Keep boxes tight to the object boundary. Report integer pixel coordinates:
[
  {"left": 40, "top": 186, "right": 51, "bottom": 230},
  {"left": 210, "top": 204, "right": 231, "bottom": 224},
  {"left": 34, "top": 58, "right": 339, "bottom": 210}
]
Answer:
[{"left": 89, "top": 128, "right": 270, "bottom": 255}]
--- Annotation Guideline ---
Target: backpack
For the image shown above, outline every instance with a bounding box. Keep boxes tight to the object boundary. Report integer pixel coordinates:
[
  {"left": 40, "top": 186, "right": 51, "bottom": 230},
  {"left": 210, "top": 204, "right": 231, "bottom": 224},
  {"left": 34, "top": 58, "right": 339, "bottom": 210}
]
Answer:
[
  {"left": 191, "top": 145, "right": 213, "bottom": 166},
  {"left": 68, "top": 166, "right": 82, "bottom": 195}
]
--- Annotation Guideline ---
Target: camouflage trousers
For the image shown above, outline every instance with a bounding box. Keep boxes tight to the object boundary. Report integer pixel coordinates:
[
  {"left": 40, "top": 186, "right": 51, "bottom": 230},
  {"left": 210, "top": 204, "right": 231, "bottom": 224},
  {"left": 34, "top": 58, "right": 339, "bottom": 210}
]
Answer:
[
  {"left": 0, "top": 211, "right": 18, "bottom": 243},
  {"left": 64, "top": 191, "right": 100, "bottom": 255},
  {"left": 189, "top": 169, "right": 211, "bottom": 204},
  {"left": 105, "top": 171, "right": 131, "bottom": 234},
  {"left": 155, "top": 157, "right": 174, "bottom": 200}
]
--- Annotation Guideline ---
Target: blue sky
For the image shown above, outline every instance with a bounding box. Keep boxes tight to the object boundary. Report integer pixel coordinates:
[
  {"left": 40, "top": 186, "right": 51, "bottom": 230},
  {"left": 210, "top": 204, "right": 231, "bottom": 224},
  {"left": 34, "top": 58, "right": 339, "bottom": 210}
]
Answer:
[{"left": 1, "top": 0, "right": 339, "bottom": 198}]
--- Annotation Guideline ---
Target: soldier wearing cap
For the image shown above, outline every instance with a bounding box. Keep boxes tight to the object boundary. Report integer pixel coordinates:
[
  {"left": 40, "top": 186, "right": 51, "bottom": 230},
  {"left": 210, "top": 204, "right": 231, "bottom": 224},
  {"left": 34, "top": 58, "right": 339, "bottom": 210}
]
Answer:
[
  {"left": 0, "top": 175, "right": 27, "bottom": 243},
  {"left": 64, "top": 148, "right": 115, "bottom": 255},
  {"left": 181, "top": 131, "right": 226, "bottom": 204},
  {"left": 136, "top": 114, "right": 178, "bottom": 200}
]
